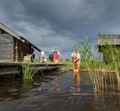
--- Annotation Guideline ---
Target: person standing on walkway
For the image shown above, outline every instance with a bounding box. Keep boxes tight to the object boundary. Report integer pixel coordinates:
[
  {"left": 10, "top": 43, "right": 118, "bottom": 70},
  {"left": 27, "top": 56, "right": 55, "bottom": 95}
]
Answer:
[
  {"left": 40, "top": 50, "right": 47, "bottom": 63},
  {"left": 52, "top": 48, "right": 61, "bottom": 64}
]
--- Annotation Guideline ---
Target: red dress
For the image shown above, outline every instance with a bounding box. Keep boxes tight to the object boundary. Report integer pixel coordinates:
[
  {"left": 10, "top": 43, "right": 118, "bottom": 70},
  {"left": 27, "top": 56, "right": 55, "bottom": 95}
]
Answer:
[{"left": 53, "top": 51, "right": 59, "bottom": 60}]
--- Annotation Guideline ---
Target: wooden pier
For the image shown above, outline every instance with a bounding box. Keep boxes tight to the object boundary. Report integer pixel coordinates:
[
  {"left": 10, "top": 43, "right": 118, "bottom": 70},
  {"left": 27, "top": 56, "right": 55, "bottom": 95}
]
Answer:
[
  {"left": 0, "top": 63, "right": 63, "bottom": 76},
  {"left": 0, "top": 23, "right": 63, "bottom": 76}
]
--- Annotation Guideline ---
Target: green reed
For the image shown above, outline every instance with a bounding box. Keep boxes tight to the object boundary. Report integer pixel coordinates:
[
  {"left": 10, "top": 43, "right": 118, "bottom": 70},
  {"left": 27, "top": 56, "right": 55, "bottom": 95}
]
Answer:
[
  {"left": 22, "top": 62, "right": 40, "bottom": 80},
  {"left": 22, "top": 79, "right": 33, "bottom": 93},
  {"left": 73, "top": 37, "right": 120, "bottom": 93},
  {"left": 100, "top": 35, "right": 120, "bottom": 91}
]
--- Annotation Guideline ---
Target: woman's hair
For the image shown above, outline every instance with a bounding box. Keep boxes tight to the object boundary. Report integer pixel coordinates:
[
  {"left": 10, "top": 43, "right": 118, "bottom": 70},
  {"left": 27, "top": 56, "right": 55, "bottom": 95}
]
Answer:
[{"left": 75, "top": 49, "right": 78, "bottom": 51}]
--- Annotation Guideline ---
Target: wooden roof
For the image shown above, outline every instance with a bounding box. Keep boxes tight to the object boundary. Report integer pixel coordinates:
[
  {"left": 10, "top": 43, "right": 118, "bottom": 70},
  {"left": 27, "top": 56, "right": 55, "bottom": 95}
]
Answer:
[
  {"left": 97, "top": 34, "right": 120, "bottom": 46},
  {"left": 0, "top": 23, "right": 41, "bottom": 52}
]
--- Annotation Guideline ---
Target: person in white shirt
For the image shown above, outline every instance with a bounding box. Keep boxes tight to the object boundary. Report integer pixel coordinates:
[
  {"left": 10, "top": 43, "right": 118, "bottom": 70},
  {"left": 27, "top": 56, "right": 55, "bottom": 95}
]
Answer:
[
  {"left": 71, "top": 49, "right": 81, "bottom": 86},
  {"left": 71, "top": 49, "right": 80, "bottom": 69},
  {"left": 41, "top": 50, "right": 47, "bottom": 63}
]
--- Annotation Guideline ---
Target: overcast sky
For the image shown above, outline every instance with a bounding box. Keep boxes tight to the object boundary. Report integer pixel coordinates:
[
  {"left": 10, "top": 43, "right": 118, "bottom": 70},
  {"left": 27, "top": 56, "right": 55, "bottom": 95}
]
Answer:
[{"left": 0, "top": 0, "right": 120, "bottom": 59}]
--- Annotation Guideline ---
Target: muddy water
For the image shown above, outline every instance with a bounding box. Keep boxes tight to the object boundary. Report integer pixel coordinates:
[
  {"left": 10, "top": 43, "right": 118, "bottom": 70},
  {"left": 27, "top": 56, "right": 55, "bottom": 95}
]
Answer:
[{"left": 0, "top": 71, "right": 120, "bottom": 111}]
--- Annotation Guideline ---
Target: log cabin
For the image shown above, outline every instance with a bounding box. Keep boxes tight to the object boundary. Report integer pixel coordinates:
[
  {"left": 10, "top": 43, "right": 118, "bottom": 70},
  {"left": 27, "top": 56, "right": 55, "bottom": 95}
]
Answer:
[
  {"left": 97, "top": 34, "right": 120, "bottom": 63},
  {"left": 0, "top": 23, "right": 41, "bottom": 62}
]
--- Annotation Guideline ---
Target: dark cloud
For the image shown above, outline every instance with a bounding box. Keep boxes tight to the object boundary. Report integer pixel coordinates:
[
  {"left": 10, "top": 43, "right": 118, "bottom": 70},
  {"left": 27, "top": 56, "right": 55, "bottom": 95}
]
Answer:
[{"left": 0, "top": 0, "right": 120, "bottom": 59}]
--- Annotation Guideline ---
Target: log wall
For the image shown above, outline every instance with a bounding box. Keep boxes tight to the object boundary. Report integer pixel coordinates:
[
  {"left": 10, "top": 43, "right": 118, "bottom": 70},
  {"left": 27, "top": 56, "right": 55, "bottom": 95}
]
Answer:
[
  {"left": 0, "top": 34, "right": 14, "bottom": 62},
  {"left": 13, "top": 38, "right": 34, "bottom": 62},
  {"left": 0, "top": 29, "right": 34, "bottom": 62}
]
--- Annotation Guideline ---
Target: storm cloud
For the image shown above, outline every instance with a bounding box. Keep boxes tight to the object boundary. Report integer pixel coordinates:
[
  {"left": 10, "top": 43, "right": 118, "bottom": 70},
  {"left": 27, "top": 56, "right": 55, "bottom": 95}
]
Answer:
[{"left": 0, "top": 0, "right": 120, "bottom": 59}]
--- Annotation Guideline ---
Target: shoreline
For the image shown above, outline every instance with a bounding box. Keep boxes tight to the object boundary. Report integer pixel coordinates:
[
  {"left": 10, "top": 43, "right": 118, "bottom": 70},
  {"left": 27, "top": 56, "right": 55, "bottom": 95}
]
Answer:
[{"left": 61, "top": 67, "right": 117, "bottom": 74}]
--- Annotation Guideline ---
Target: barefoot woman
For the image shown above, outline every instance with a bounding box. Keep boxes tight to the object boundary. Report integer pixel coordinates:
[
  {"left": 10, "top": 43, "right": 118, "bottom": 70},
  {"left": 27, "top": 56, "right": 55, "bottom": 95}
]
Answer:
[
  {"left": 71, "top": 49, "right": 80, "bottom": 70},
  {"left": 71, "top": 49, "right": 80, "bottom": 86}
]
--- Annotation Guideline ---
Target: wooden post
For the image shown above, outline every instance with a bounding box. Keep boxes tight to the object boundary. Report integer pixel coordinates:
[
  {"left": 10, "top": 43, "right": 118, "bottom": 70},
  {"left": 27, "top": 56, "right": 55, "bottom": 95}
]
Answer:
[{"left": 14, "top": 39, "right": 18, "bottom": 62}]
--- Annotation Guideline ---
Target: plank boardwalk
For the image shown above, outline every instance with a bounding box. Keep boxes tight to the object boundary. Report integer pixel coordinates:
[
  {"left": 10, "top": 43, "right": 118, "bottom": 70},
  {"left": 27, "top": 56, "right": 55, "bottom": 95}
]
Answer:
[{"left": 0, "top": 62, "right": 63, "bottom": 76}]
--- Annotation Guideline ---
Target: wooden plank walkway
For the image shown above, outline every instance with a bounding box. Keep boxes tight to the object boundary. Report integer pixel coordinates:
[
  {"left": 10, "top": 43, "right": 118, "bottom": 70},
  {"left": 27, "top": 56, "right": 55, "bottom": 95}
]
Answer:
[{"left": 0, "top": 63, "right": 63, "bottom": 76}]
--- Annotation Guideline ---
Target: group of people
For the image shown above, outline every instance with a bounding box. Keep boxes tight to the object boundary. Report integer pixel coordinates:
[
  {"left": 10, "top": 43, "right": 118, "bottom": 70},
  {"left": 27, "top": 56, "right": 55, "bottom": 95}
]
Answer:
[
  {"left": 40, "top": 48, "right": 61, "bottom": 64},
  {"left": 41, "top": 48, "right": 81, "bottom": 86}
]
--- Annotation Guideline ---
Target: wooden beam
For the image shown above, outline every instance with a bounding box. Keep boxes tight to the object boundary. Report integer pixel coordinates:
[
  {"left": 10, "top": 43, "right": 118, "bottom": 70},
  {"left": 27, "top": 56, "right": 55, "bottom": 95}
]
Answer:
[{"left": 14, "top": 39, "right": 18, "bottom": 62}]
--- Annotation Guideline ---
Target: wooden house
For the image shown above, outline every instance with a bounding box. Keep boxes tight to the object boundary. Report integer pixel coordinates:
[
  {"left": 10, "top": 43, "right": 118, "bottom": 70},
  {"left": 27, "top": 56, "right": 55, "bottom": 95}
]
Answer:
[
  {"left": 0, "top": 23, "right": 41, "bottom": 62},
  {"left": 97, "top": 34, "right": 120, "bottom": 63}
]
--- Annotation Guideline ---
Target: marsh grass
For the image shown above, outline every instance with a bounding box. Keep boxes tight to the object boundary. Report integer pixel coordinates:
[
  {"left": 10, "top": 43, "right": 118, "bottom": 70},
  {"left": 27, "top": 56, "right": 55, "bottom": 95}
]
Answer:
[
  {"left": 63, "top": 61, "right": 73, "bottom": 67},
  {"left": 73, "top": 37, "right": 120, "bottom": 93},
  {"left": 22, "top": 62, "right": 42, "bottom": 80},
  {"left": 22, "top": 79, "right": 33, "bottom": 93}
]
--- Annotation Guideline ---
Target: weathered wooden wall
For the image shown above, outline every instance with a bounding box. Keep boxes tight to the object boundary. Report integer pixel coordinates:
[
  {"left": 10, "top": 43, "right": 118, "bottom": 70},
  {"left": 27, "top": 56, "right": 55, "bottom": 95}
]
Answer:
[
  {"left": 17, "top": 40, "right": 34, "bottom": 62},
  {"left": 0, "top": 33, "right": 14, "bottom": 62},
  {"left": 0, "top": 28, "right": 34, "bottom": 62},
  {"left": 98, "top": 34, "right": 120, "bottom": 46}
]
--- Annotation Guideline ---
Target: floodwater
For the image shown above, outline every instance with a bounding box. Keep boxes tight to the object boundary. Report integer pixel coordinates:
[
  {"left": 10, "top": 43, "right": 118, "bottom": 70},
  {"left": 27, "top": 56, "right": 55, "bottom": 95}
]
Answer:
[{"left": 0, "top": 71, "right": 120, "bottom": 111}]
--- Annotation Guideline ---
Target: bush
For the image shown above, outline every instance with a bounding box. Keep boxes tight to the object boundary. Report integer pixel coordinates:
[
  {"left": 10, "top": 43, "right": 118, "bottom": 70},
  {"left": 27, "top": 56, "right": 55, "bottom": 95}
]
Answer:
[
  {"left": 49, "top": 54, "right": 53, "bottom": 62},
  {"left": 66, "top": 59, "right": 69, "bottom": 61}
]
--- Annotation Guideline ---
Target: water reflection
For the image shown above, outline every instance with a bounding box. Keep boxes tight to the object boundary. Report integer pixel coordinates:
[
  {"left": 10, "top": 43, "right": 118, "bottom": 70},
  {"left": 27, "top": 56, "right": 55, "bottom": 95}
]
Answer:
[
  {"left": 0, "top": 79, "right": 23, "bottom": 101},
  {"left": 22, "top": 79, "right": 33, "bottom": 93},
  {"left": 64, "top": 93, "right": 120, "bottom": 111},
  {"left": 49, "top": 76, "right": 62, "bottom": 93},
  {"left": 71, "top": 69, "right": 81, "bottom": 95},
  {"left": 73, "top": 69, "right": 80, "bottom": 87},
  {"left": 0, "top": 71, "right": 120, "bottom": 111}
]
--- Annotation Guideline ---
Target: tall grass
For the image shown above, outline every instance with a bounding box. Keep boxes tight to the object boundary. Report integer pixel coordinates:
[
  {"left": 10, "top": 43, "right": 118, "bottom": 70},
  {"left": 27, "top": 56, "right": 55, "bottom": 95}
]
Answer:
[
  {"left": 22, "top": 62, "right": 39, "bottom": 80},
  {"left": 22, "top": 62, "right": 45, "bottom": 92},
  {"left": 22, "top": 79, "right": 33, "bottom": 93},
  {"left": 73, "top": 37, "right": 120, "bottom": 93},
  {"left": 100, "top": 36, "right": 120, "bottom": 91}
]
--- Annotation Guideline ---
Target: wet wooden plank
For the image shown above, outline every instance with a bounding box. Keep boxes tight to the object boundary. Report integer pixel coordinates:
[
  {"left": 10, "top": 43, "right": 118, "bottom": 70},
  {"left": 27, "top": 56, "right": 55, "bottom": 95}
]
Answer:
[{"left": 0, "top": 63, "right": 63, "bottom": 76}]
